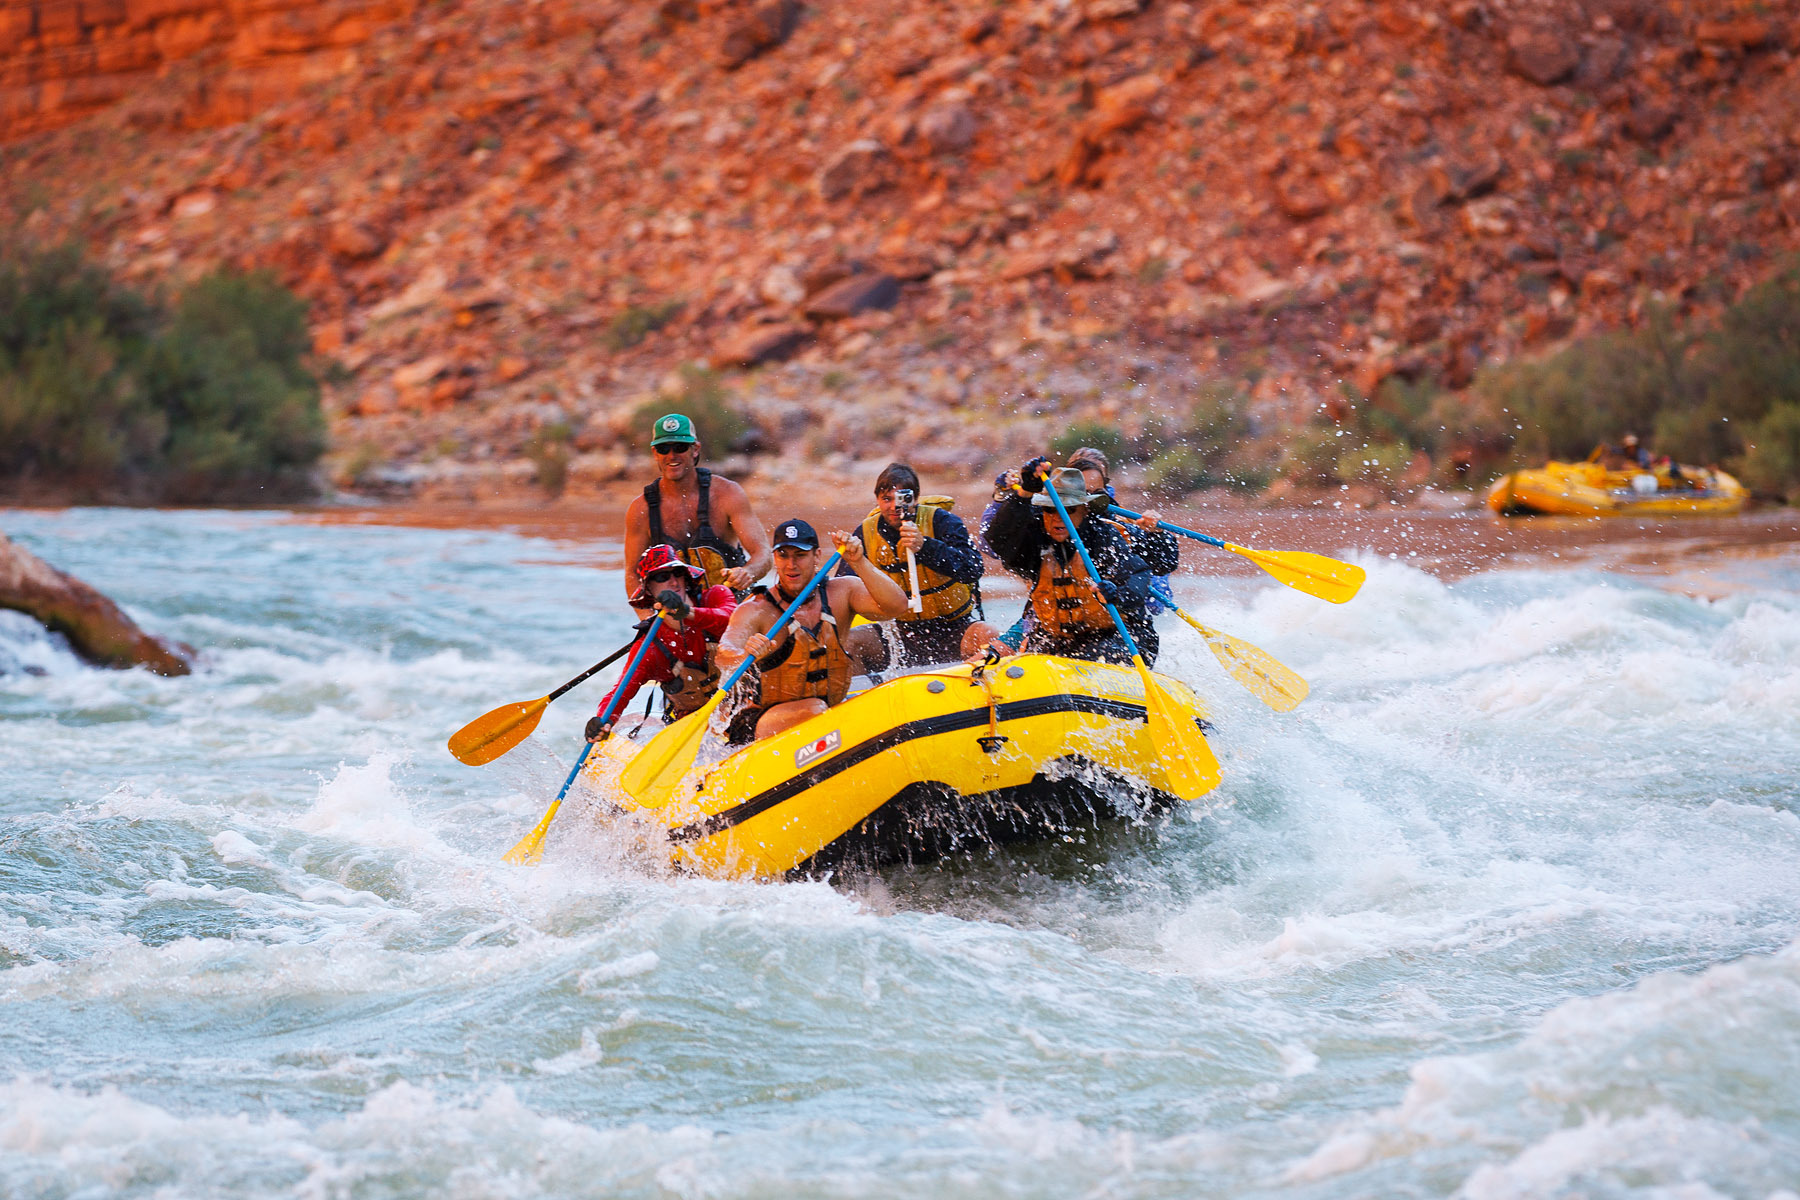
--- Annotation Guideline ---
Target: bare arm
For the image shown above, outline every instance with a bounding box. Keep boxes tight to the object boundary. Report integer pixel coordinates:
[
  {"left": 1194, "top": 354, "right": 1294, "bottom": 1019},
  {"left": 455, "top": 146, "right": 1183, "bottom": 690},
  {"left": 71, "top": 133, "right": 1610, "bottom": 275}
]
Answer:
[
  {"left": 714, "top": 478, "right": 771, "bottom": 589},
  {"left": 621, "top": 494, "right": 651, "bottom": 604},
  {"left": 832, "top": 530, "right": 910, "bottom": 619},
  {"left": 713, "top": 597, "right": 775, "bottom": 677}
]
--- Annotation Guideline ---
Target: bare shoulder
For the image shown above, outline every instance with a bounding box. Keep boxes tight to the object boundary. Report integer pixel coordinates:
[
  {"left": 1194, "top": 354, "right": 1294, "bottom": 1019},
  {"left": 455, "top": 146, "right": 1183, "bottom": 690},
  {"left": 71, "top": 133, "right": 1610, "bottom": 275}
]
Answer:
[
  {"left": 624, "top": 492, "right": 649, "bottom": 523},
  {"left": 709, "top": 473, "right": 752, "bottom": 508}
]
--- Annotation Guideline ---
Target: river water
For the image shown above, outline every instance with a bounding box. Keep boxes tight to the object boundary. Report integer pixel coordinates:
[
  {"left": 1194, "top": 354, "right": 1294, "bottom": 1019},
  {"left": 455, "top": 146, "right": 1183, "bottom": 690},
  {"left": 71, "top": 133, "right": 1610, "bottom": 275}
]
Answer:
[{"left": 2, "top": 506, "right": 1798, "bottom": 1199}]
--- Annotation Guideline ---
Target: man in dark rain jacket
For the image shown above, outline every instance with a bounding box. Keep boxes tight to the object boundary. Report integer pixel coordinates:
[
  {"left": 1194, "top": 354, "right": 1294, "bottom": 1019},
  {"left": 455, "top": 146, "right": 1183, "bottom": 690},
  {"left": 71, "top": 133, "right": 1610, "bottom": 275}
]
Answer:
[{"left": 980, "top": 459, "right": 1159, "bottom": 666}]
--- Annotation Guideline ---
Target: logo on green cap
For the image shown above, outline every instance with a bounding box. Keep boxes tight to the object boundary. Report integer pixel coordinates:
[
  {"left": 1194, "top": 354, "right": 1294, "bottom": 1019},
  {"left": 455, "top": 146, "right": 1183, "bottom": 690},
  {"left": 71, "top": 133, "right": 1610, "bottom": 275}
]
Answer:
[{"left": 650, "top": 412, "right": 696, "bottom": 447}]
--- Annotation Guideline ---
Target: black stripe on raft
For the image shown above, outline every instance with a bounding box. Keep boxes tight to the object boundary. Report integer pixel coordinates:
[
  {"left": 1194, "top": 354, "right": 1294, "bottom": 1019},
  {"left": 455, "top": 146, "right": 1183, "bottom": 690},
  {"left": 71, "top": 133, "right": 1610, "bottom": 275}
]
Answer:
[{"left": 670, "top": 693, "right": 1149, "bottom": 843}]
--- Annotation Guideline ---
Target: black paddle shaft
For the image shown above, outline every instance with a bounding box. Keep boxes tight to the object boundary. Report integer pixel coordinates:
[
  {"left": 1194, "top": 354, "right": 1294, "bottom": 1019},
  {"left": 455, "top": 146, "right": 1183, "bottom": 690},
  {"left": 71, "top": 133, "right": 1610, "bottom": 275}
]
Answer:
[{"left": 544, "top": 624, "right": 650, "bottom": 702}]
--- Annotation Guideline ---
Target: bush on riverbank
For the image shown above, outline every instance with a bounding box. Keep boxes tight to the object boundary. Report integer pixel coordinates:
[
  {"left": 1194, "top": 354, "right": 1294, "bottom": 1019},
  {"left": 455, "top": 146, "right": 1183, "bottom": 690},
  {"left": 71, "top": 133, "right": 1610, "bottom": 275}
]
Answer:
[
  {"left": 1476, "top": 259, "right": 1800, "bottom": 498},
  {"left": 0, "top": 242, "right": 324, "bottom": 503}
]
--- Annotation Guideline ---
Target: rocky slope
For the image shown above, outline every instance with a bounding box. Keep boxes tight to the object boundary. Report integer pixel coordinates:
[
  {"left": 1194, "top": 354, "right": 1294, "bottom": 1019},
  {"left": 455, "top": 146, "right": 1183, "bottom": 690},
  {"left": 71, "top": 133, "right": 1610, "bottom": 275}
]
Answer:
[{"left": 4, "top": 0, "right": 1798, "bottom": 501}]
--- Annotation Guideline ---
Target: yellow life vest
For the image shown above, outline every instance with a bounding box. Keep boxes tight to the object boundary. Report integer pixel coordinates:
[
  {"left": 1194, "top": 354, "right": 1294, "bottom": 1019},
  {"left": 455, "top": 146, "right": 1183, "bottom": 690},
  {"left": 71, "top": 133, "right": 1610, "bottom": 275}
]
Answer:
[
  {"left": 859, "top": 501, "right": 973, "bottom": 623},
  {"left": 1030, "top": 547, "right": 1113, "bottom": 638},
  {"left": 754, "top": 600, "right": 852, "bottom": 708}
]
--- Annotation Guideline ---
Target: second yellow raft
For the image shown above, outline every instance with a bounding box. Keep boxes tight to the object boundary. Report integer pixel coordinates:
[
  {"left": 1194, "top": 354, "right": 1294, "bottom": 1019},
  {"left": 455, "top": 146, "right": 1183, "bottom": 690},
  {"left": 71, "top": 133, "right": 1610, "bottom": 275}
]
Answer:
[{"left": 1485, "top": 460, "right": 1747, "bottom": 517}]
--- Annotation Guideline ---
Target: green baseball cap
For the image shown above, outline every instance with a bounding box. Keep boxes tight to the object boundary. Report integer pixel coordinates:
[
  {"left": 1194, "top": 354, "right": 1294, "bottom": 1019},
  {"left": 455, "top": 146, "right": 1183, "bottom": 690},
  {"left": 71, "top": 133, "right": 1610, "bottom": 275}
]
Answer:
[{"left": 649, "top": 412, "right": 696, "bottom": 447}]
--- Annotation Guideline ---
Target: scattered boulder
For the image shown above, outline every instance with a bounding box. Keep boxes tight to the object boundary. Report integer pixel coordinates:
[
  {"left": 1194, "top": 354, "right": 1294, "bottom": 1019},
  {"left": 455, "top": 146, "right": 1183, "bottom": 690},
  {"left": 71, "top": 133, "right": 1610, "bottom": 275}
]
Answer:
[
  {"left": 1624, "top": 96, "right": 1679, "bottom": 141},
  {"left": 918, "top": 98, "right": 977, "bottom": 155},
  {"left": 817, "top": 139, "right": 891, "bottom": 201},
  {"left": 712, "top": 322, "right": 812, "bottom": 368},
  {"left": 719, "top": 0, "right": 799, "bottom": 69},
  {"left": 329, "top": 219, "right": 387, "bottom": 261},
  {"left": 1056, "top": 73, "right": 1162, "bottom": 186},
  {"left": 804, "top": 273, "right": 901, "bottom": 319},
  {"left": 1695, "top": 18, "right": 1771, "bottom": 52},
  {"left": 1272, "top": 173, "right": 1332, "bottom": 221},
  {"left": 0, "top": 531, "right": 192, "bottom": 675},
  {"left": 1506, "top": 24, "right": 1579, "bottom": 86}
]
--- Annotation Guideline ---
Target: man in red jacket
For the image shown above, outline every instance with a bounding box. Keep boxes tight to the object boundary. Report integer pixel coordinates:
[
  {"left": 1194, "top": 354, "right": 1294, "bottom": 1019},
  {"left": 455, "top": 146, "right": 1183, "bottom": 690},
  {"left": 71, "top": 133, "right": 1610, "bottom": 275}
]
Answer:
[{"left": 587, "top": 544, "right": 738, "bottom": 741}]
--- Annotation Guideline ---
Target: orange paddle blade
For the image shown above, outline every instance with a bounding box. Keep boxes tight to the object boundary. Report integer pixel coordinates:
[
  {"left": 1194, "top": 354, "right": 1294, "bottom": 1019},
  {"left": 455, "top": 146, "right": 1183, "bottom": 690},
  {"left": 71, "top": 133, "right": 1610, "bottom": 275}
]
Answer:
[{"left": 448, "top": 696, "right": 549, "bottom": 766}]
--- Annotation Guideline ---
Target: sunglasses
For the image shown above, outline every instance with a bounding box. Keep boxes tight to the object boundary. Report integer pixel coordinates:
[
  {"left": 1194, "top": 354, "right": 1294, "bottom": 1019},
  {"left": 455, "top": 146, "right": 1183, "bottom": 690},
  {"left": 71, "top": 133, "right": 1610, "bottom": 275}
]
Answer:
[
  {"left": 644, "top": 568, "right": 688, "bottom": 585},
  {"left": 653, "top": 443, "right": 695, "bottom": 456}
]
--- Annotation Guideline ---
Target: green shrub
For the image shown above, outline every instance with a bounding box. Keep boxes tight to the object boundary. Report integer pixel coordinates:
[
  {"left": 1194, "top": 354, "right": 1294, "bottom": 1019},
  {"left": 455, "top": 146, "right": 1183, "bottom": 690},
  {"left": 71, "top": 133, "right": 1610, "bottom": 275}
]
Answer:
[
  {"left": 1144, "top": 446, "right": 1211, "bottom": 496},
  {"left": 142, "top": 270, "right": 325, "bottom": 499},
  {"left": 0, "top": 241, "right": 323, "bottom": 501},
  {"left": 605, "top": 298, "right": 684, "bottom": 351},
  {"left": 1335, "top": 441, "right": 1415, "bottom": 487},
  {"left": 1051, "top": 420, "right": 1126, "bottom": 463},
  {"left": 1738, "top": 403, "right": 1800, "bottom": 501},
  {"left": 633, "top": 364, "right": 753, "bottom": 454},
  {"left": 526, "top": 421, "right": 573, "bottom": 496},
  {"left": 1277, "top": 428, "right": 1345, "bottom": 485}
]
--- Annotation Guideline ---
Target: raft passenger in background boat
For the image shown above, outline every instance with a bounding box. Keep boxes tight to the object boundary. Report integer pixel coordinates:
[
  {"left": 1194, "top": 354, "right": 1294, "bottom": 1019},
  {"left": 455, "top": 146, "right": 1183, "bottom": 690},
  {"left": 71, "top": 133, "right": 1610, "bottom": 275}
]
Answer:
[
  {"left": 979, "top": 464, "right": 1160, "bottom": 667},
  {"left": 622, "top": 411, "right": 770, "bottom": 606},
  {"left": 840, "top": 462, "right": 1000, "bottom": 672},
  {"left": 585, "top": 544, "right": 738, "bottom": 743},
  {"left": 715, "top": 519, "right": 910, "bottom": 743}
]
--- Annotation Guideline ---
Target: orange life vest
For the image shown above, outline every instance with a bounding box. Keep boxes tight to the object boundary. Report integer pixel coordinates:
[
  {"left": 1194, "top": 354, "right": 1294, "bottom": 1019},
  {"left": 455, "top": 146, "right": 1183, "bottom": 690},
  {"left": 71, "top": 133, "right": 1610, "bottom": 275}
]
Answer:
[
  {"left": 753, "top": 597, "right": 852, "bottom": 708},
  {"left": 1030, "top": 546, "right": 1114, "bottom": 638},
  {"left": 859, "top": 503, "right": 972, "bottom": 623}
]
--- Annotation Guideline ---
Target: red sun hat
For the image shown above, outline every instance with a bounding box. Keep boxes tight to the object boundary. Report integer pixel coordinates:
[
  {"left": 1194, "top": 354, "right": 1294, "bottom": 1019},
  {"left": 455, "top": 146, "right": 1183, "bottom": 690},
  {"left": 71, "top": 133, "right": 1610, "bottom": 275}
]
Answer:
[{"left": 630, "top": 543, "right": 707, "bottom": 604}]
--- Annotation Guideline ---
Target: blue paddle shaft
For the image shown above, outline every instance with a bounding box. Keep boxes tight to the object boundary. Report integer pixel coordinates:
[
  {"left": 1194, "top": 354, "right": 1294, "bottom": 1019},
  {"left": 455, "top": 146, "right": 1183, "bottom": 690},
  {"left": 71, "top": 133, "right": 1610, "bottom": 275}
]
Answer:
[
  {"left": 596, "top": 615, "right": 665, "bottom": 726},
  {"left": 555, "top": 741, "right": 596, "bottom": 803},
  {"left": 1040, "top": 476, "right": 1143, "bottom": 660},
  {"left": 718, "top": 552, "right": 844, "bottom": 694},
  {"left": 1109, "top": 506, "right": 1227, "bottom": 550}
]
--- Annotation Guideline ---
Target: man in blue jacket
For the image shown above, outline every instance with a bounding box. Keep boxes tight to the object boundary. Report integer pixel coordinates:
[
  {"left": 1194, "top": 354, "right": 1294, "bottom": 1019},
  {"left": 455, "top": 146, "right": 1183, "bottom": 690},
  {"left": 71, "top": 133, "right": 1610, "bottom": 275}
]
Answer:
[{"left": 980, "top": 461, "right": 1159, "bottom": 666}]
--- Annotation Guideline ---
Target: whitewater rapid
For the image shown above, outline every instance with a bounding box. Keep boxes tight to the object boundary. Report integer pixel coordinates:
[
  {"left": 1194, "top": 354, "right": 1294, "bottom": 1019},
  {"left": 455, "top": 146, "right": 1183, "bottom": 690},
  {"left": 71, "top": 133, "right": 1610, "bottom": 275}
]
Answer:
[{"left": 1, "top": 508, "right": 1796, "bottom": 1198}]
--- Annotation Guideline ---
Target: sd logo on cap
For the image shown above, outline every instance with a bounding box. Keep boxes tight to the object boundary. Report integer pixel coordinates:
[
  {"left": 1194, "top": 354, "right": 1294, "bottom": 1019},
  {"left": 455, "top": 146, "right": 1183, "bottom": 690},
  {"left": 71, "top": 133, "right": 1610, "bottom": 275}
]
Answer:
[{"left": 770, "top": 518, "right": 819, "bottom": 551}]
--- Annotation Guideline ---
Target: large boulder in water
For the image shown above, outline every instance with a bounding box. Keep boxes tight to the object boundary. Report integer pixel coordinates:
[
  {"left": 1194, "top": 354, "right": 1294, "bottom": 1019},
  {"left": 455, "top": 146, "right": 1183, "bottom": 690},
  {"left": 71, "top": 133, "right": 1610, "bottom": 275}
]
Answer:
[{"left": 0, "top": 531, "right": 192, "bottom": 676}]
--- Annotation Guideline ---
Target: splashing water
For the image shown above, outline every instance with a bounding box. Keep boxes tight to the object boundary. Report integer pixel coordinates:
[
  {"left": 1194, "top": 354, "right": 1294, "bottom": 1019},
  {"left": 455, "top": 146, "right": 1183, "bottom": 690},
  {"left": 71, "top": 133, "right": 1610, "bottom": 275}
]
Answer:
[{"left": 2, "top": 507, "right": 1797, "bottom": 1198}]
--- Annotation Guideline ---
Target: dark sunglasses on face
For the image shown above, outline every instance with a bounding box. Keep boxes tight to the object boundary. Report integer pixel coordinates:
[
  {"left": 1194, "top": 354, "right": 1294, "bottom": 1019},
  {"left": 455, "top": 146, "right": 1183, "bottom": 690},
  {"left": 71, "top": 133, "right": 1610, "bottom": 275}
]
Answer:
[
  {"left": 653, "top": 443, "right": 695, "bottom": 456},
  {"left": 645, "top": 568, "right": 687, "bottom": 585}
]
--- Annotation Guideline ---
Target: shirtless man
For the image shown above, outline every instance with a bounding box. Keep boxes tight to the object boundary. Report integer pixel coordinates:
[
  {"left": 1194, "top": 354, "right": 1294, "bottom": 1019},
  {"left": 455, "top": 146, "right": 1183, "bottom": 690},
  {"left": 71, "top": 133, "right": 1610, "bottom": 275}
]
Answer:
[
  {"left": 621, "top": 412, "right": 771, "bottom": 607},
  {"left": 714, "top": 519, "right": 910, "bottom": 743}
]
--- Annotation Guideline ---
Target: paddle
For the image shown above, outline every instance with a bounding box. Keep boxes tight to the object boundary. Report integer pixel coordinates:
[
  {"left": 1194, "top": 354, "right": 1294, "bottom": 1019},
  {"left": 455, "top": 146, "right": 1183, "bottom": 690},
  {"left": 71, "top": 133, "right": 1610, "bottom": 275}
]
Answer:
[
  {"left": 449, "top": 633, "right": 647, "bottom": 766},
  {"left": 1172, "top": 608, "right": 1309, "bottom": 712},
  {"left": 1107, "top": 506, "right": 1365, "bottom": 604},
  {"left": 618, "top": 552, "right": 843, "bottom": 810},
  {"left": 1038, "top": 473, "right": 1219, "bottom": 802},
  {"left": 501, "top": 615, "right": 664, "bottom": 864}
]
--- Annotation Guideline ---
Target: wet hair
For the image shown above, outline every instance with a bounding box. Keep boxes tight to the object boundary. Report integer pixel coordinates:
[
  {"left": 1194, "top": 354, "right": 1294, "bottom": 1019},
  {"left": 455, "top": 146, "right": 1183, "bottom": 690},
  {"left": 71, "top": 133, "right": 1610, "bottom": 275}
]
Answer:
[
  {"left": 1065, "top": 447, "right": 1111, "bottom": 485},
  {"left": 874, "top": 462, "right": 921, "bottom": 496}
]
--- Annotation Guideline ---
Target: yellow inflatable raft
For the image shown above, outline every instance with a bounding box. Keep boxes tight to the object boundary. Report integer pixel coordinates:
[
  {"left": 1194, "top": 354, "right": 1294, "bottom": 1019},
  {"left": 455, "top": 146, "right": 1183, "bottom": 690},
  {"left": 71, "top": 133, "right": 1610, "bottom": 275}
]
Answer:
[
  {"left": 1485, "top": 461, "right": 1747, "bottom": 517},
  {"left": 582, "top": 654, "right": 1220, "bottom": 879}
]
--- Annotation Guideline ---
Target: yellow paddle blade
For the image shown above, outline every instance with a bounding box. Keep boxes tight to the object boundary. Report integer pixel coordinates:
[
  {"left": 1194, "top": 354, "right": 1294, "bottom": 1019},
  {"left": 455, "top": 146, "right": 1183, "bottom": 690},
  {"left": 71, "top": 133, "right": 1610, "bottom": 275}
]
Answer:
[
  {"left": 502, "top": 798, "right": 562, "bottom": 865},
  {"left": 1175, "top": 610, "right": 1309, "bottom": 713},
  {"left": 617, "top": 691, "right": 726, "bottom": 810},
  {"left": 1226, "top": 544, "right": 1365, "bottom": 604},
  {"left": 448, "top": 696, "right": 550, "bottom": 766},
  {"left": 1133, "top": 657, "right": 1221, "bottom": 803}
]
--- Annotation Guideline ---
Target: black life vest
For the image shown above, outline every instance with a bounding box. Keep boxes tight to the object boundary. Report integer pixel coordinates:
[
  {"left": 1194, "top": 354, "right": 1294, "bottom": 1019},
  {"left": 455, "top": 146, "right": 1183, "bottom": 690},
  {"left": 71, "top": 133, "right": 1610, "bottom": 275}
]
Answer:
[{"left": 643, "top": 467, "right": 748, "bottom": 589}]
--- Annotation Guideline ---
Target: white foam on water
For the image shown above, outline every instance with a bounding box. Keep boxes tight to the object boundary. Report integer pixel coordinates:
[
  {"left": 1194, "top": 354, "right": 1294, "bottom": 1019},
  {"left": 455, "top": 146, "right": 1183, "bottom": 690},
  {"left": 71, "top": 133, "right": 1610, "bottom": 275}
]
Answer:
[{"left": 4, "top": 511, "right": 1798, "bottom": 1198}]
